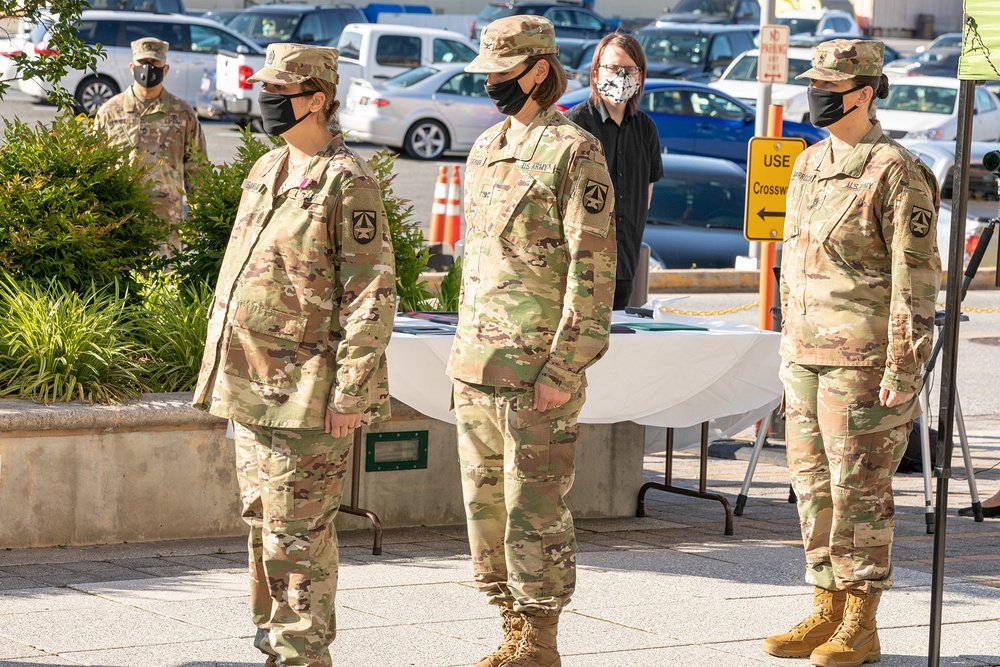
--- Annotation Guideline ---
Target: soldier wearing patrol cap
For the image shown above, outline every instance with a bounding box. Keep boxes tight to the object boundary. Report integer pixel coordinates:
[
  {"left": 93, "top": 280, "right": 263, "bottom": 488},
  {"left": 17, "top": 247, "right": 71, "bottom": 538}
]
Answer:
[
  {"left": 764, "top": 39, "right": 941, "bottom": 667},
  {"left": 447, "top": 15, "right": 616, "bottom": 667},
  {"left": 193, "top": 42, "right": 396, "bottom": 667},
  {"left": 95, "top": 37, "right": 207, "bottom": 251}
]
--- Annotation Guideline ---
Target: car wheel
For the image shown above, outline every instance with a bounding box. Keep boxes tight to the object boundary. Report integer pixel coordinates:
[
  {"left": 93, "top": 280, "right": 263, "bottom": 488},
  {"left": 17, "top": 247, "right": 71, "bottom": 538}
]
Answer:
[
  {"left": 403, "top": 119, "right": 448, "bottom": 160},
  {"left": 75, "top": 75, "right": 119, "bottom": 115}
]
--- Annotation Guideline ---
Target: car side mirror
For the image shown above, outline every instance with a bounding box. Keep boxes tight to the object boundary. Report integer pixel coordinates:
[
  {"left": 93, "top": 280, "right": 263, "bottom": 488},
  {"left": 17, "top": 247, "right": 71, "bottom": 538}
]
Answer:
[
  {"left": 236, "top": 44, "right": 249, "bottom": 54},
  {"left": 744, "top": 113, "right": 754, "bottom": 124},
  {"left": 300, "top": 34, "right": 315, "bottom": 43}
]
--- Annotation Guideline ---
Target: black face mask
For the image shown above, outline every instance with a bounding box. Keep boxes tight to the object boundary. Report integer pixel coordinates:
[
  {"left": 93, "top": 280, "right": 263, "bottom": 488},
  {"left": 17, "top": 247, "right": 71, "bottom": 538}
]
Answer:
[
  {"left": 258, "top": 90, "right": 315, "bottom": 136},
  {"left": 484, "top": 65, "right": 537, "bottom": 116},
  {"left": 134, "top": 63, "right": 165, "bottom": 88},
  {"left": 807, "top": 83, "right": 865, "bottom": 128}
]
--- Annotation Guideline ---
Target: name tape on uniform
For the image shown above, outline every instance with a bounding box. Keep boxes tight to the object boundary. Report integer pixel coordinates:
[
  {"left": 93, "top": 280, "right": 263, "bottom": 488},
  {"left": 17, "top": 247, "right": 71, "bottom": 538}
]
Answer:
[{"left": 744, "top": 136, "right": 807, "bottom": 242}]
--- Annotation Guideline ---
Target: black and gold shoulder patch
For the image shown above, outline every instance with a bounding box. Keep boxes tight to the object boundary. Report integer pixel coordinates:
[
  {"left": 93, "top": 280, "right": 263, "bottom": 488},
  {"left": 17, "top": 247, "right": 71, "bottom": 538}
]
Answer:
[
  {"left": 909, "top": 205, "right": 932, "bottom": 238},
  {"left": 583, "top": 179, "right": 609, "bottom": 214},
  {"left": 352, "top": 210, "right": 377, "bottom": 244}
]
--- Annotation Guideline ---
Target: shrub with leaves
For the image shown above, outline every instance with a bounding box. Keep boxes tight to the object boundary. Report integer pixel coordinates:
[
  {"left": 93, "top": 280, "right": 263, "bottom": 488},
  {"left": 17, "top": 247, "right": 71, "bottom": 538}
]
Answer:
[
  {"left": 133, "top": 273, "right": 212, "bottom": 393},
  {"left": 0, "top": 113, "right": 166, "bottom": 292},
  {"left": 0, "top": 0, "right": 104, "bottom": 109},
  {"left": 171, "top": 129, "right": 279, "bottom": 286},
  {"left": 366, "top": 151, "right": 433, "bottom": 311},
  {"left": 0, "top": 276, "right": 149, "bottom": 404},
  {"left": 435, "top": 257, "right": 462, "bottom": 312}
]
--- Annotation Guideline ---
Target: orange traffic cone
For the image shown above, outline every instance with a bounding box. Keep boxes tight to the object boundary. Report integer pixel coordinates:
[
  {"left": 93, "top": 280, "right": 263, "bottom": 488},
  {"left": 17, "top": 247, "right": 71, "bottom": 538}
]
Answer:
[
  {"left": 444, "top": 164, "right": 463, "bottom": 254},
  {"left": 429, "top": 164, "right": 447, "bottom": 244}
]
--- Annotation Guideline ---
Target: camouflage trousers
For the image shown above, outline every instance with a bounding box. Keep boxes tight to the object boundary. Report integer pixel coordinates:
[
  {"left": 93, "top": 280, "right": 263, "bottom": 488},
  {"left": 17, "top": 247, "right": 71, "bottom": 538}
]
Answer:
[
  {"left": 233, "top": 421, "right": 353, "bottom": 667},
  {"left": 152, "top": 192, "right": 184, "bottom": 255},
  {"left": 453, "top": 379, "right": 585, "bottom": 617},
  {"left": 781, "top": 361, "right": 918, "bottom": 594}
]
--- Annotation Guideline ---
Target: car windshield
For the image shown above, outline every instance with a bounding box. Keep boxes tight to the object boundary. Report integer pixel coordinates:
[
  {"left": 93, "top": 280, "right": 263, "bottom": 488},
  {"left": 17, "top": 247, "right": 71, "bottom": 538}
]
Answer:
[
  {"left": 385, "top": 66, "right": 438, "bottom": 87},
  {"left": 933, "top": 35, "right": 962, "bottom": 49},
  {"left": 672, "top": 0, "right": 736, "bottom": 18},
  {"left": 228, "top": 12, "right": 301, "bottom": 42},
  {"left": 879, "top": 85, "right": 957, "bottom": 114},
  {"left": 723, "top": 54, "right": 812, "bottom": 85},
  {"left": 775, "top": 17, "right": 819, "bottom": 34},
  {"left": 914, "top": 50, "right": 958, "bottom": 65},
  {"left": 648, "top": 168, "right": 745, "bottom": 229},
  {"left": 637, "top": 31, "right": 709, "bottom": 65}
]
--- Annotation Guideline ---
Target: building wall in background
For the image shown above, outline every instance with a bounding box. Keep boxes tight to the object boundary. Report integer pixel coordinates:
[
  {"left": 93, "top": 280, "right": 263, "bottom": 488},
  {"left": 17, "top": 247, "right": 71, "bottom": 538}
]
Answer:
[{"left": 854, "top": 0, "right": 963, "bottom": 36}]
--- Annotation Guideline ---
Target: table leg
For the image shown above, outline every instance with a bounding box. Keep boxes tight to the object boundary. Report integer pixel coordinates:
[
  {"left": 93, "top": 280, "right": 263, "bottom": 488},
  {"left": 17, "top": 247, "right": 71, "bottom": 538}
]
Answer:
[
  {"left": 636, "top": 423, "right": 734, "bottom": 536},
  {"left": 337, "top": 427, "right": 384, "bottom": 556}
]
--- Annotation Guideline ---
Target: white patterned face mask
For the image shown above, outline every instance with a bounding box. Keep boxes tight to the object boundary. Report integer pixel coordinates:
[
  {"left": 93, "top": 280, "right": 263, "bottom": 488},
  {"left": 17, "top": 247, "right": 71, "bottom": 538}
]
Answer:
[{"left": 595, "top": 68, "right": 641, "bottom": 105}]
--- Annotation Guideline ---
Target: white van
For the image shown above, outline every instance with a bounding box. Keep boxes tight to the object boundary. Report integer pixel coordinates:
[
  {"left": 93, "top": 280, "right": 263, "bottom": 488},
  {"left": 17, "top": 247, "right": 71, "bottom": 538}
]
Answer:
[{"left": 18, "top": 10, "right": 263, "bottom": 113}]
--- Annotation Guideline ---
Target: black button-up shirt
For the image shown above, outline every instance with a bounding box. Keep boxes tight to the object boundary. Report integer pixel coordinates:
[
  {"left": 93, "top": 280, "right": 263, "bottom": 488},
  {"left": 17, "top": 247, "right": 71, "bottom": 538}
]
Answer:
[{"left": 564, "top": 100, "right": 663, "bottom": 280}]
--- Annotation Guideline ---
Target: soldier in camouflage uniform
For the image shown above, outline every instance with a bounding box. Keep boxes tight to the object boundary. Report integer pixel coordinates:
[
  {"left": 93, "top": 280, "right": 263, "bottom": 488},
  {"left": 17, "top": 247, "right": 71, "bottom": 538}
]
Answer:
[
  {"left": 192, "top": 43, "right": 396, "bottom": 667},
  {"left": 447, "top": 16, "right": 616, "bottom": 667},
  {"left": 764, "top": 40, "right": 941, "bottom": 667},
  {"left": 94, "top": 38, "right": 208, "bottom": 251}
]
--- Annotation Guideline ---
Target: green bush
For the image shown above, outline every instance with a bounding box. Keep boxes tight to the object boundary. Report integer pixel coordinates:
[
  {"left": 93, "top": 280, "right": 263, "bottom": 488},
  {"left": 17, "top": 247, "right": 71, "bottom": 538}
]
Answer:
[
  {"left": 134, "top": 274, "right": 212, "bottom": 393},
  {"left": 0, "top": 113, "right": 167, "bottom": 292},
  {"left": 436, "top": 257, "right": 462, "bottom": 312},
  {"left": 0, "top": 276, "right": 149, "bottom": 404},
  {"left": 171, "top": 129, "right": 278, "bottom": 286}
]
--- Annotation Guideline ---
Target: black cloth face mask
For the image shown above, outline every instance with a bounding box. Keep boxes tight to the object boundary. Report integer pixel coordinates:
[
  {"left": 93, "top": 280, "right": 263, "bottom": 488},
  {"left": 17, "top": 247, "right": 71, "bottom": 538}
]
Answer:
[
  {"left": 258, "top": 90, "right": 315, "bottom": 136},
  {"left": 134, "top": 63, "right": 165, "bottom": 88},
  {"left": 807, "top": 83, "right": 866, "bottom": 128},
  {"left": 484, "top": 64, "right": 538, "bottom": 116}
]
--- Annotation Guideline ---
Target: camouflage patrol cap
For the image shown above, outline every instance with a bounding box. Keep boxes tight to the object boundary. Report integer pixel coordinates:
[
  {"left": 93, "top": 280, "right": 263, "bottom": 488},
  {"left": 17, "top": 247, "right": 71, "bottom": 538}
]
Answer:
[
  {"left": 131, "top": 38, "right": 168, "bottom": 64},
  {"left": 465, "top": 15, "right": 559, "bottom": 74},
  {"left": 247, "top": 43, "right": 339, "bottom": 85},
  {"left": 797, "top": 39, "right": 884, "bottom": 82}
]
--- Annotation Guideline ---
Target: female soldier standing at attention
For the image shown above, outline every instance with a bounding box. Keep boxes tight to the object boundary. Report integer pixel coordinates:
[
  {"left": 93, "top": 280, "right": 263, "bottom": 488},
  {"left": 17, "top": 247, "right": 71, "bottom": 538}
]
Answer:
[
  {"left": 447, "top": 15, "right": 616, "bottom": 667},
  {"left": 764, "top": 39, "right": 941, "bottom": 667},
  {"left": 193, "top": 43, "right": 396, "bottom": 667}
]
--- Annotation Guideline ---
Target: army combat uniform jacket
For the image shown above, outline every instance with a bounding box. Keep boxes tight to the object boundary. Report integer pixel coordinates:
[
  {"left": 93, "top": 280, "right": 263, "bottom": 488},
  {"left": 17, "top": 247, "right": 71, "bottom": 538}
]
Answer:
[
  {"left": 446, "top": 106, "right": 616, "bottom": 392},
  {"left": 95, "top": 86, "right": 208, "bottom": 228},
  {"left": 779, "top": 122, "right": 942, "bottom": 396},
  {"left": 193, "top": 135, "right": 396, "bottom": 429}
]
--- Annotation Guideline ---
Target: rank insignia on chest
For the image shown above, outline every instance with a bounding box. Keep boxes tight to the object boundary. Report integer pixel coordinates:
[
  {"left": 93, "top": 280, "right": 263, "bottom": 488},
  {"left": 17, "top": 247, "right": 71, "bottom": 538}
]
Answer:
[
  {"left": 583, "top": 179, "right": 608, "bottom": 214},
  {"left": 909, "top": 206, "right": 932, "bottom": 238},
  {"left": 352, "top": 210, "right": 377, "bottom": 244}
]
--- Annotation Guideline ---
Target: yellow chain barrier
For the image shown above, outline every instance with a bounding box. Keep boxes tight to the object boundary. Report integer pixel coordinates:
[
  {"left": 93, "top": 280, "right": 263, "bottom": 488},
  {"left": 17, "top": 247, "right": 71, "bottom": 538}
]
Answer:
[
  {"left": 935, "top": 302, "right": 1000, "bottom": 314},
  {"left": 657, "top": 301, "right": 759, "bottom": 317}
]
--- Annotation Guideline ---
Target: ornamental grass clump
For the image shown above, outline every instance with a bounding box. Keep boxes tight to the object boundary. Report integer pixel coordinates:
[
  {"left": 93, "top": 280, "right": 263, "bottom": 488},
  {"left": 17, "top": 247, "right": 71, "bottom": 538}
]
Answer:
[
  {"left": 0, "top": 113, "right": 166, "bottom": 292},
  {"left": 0, "top": 276, "right": 149, "bottom": 404},
  {"left": 134, "top": 274, "right": 212, "bottom": 393}
]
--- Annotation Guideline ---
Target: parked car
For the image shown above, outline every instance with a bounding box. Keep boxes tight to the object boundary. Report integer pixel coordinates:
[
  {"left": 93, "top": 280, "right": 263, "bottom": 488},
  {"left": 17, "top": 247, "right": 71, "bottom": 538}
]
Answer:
[
  {"left": 655, "top": 0, "right": 760, "bottom": 26},
  {"left": 877, "top": 77, "right": 1000, "bottom": 142},
  {"left": 470, "top": 2, "right": 616, "bottom": 41},
  {"left": 915, "top": 32, "right": 962, "bottom": 53},
  {"left": 900, "top": 139, "right": 1000, "bottom": 270},
  {"left": 775, "top": 9, "right": 861, "bottom": 44},
  {"left": 884, "top": 48, "right": 960, "bottom": 80},
  {"left": 18, "top": 10, "right": 264, "bottom": 113},
  {"left": 87, "top": 0, "right": 186, "bottom": 13},
  {"left": 0, "top": 11, "right": 50, "bottom": 82},
  {"left": 711, "top": 47, "right": 815, "bottom": 123},
  {"left": 643, "top": 153, "right": 749, "bottom": 269},
  {"left": 225, "top": 4, "right": 366, "bottom": 49},
  {"left": 557, "top": 79, "right": 827, "bottom": 165},
  {"left": 556, "top": 36, "right": 600, "bottom": 90},
  {"left": 634, "top": 24, "right": 756, "bottom": 83},
  {"left": 340, "top": 64, "right": 504, "bottom": 160}
]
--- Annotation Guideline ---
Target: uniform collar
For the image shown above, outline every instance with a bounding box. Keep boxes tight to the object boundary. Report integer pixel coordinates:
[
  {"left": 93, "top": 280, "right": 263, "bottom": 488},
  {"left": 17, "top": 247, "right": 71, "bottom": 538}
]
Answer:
[
  {"left": 259, "top": 134, "right": 345, "bottom": 195},
  {"left": 123, "top": 85, "right": 170, "bottom": 112},
  {"left": 487, "top": 106, "right": 556, "bottom": 165},
  {"left": 815, "top": 121, "right": 884, "bottom": 180}
]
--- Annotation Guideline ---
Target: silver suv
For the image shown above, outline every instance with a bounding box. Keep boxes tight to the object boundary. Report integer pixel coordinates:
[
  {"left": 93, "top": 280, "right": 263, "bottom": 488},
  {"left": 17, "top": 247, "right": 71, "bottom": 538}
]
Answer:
[{"left": 19, "top": 10, "right": 263, "bottom": 113}]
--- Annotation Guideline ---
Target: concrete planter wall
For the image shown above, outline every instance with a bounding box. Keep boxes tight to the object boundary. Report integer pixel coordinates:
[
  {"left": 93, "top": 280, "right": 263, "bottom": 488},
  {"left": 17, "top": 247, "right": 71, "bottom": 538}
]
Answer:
[{"left": 0, "top": 394, "right": 645, "bottom": 549}]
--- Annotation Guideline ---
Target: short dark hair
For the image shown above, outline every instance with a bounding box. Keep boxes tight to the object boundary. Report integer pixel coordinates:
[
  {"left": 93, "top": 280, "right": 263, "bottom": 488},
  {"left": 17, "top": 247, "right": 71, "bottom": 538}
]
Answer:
[
  {"left": 526, "top": 54, "right": 568, "bottom": 110},
  {"left": 588, "top": 32, "right": 647, "bottom": 116}
]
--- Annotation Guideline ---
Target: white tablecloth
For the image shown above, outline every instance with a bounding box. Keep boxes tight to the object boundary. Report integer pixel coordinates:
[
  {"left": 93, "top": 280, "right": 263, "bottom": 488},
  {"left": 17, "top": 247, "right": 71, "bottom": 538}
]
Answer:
[{"left": 386, "top": 307, "right": 782, "bottom": 438}]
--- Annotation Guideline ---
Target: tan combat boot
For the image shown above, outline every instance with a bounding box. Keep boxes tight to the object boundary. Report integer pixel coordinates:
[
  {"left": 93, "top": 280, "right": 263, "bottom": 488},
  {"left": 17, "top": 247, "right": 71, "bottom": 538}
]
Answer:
[
  {"left": 762, "top": 586, "right": 847, "bottom": 658},
  {"left": 500, "top": 614, "right": 561, "bottom": 667},
  {"left": 474, "top": 604, "right": 525, "bottom": 667},
  {"left": 810, "top": 590, "right": 881, "bottom": 667}
]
